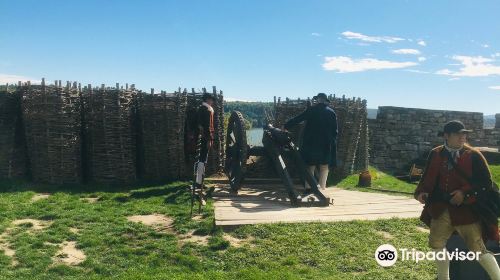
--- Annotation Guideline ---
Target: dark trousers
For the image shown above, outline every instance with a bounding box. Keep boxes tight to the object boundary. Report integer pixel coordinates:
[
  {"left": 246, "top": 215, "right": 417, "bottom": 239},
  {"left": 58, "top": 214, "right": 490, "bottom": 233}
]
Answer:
[
  {"left": 194, "top": 137, "right": 211, "bottom": 185},
  {"left": 198, "top": 138, "right": 210, "bottom": 163}
]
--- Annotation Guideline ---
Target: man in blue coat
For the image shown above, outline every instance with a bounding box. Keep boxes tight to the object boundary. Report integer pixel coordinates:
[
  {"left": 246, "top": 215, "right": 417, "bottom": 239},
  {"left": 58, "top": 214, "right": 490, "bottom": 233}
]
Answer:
[{"left": 284, "top": 93, "right": 338, "bottom": 191}]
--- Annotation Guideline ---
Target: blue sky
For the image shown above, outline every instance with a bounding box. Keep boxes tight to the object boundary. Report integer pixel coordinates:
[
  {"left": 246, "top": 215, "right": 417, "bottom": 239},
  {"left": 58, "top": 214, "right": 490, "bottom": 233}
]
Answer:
[{"left": 1, "top": 0, "right": 500, "bottom": 114}]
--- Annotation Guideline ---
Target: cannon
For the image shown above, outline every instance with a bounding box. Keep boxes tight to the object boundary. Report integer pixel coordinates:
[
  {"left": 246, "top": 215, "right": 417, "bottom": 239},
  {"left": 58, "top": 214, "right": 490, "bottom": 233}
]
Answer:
[{"left": 224, "top": 111, "right": 332, "bottom": 207}]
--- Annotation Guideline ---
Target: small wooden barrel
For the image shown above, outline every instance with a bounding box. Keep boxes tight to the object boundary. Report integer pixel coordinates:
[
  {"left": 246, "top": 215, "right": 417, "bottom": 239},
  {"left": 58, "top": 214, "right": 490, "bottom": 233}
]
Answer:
[{"left": 358, "top": 170, "right": 372, "bottom": 187}]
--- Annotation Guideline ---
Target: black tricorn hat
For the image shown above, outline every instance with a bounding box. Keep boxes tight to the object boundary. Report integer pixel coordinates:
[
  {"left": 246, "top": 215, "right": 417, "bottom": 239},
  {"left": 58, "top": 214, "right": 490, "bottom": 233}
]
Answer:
[
  {"left": 437, "top": 120, "right": 473, "bottom": 136},
  {"left": 312, "top": 92, "right": 330, "bottom": 103}
]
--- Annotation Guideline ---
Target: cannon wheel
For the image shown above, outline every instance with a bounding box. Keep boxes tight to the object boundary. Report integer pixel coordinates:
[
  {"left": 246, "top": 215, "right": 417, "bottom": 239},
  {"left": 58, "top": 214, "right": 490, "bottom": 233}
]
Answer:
[{"left": 224, "top": 111, "right": 248, "bottom": 191}]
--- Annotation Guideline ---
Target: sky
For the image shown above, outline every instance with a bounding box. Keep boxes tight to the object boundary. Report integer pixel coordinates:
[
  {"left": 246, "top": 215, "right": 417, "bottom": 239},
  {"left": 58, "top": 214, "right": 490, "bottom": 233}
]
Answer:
[{"left": 1, "top": 0, "right": 500, "bottom": 114}]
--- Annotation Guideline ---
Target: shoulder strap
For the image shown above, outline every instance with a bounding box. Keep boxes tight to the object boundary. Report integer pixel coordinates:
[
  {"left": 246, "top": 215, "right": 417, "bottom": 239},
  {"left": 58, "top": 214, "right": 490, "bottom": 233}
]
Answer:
[
  {"left": 446, "top": 151, "right": 473, "bottom": 185},
  {"left": 424, "top": 148, "right": 441, "bottom": 196}
]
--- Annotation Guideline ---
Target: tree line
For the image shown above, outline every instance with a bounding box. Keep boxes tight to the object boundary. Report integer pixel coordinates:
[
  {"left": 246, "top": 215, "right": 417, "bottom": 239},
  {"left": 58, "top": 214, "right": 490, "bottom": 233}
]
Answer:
[{"left": 223, "top": 101, "right": 274, "bottom": 130}]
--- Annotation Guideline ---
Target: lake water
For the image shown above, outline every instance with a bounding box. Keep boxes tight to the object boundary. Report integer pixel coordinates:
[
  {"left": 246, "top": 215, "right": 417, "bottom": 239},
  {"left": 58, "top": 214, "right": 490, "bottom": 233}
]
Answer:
[{"left": 247, "top": 128, "right": 263, "bottom": 146}]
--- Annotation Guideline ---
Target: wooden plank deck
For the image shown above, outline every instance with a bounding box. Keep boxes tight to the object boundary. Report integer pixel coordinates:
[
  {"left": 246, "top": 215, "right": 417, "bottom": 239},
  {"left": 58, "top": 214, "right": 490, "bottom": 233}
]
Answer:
[{"left": 212, "top": 184, "right": 423, "bottom": 226}]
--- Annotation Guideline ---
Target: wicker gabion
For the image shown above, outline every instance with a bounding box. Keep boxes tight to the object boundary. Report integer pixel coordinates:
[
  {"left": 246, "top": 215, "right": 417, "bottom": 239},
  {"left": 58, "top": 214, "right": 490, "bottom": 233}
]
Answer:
[
  {"left": 271, "top": 95, "right": 369, "bottom": 178},
  {"left": 21, "top": 82, "right": 82, "bottom": 184},
  {"left": 136, "top": 87, "right": 224, "bottom": 181},
  {"left": 1, "top": 79, "right": 226, "bottom": 185},
  {"left": 136, "top": 90, "right": 188, "bottom": 181},
  {"left": 0, "top": 87, "right": 27, "bottom": 179},
  {"left": 81, "top": 85, "right": 138, "bottom": 184}
]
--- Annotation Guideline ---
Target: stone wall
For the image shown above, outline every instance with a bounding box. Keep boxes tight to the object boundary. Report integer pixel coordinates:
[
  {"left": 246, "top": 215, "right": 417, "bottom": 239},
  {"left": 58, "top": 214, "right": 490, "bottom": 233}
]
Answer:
[
  {"left": 369, "top": 106, "right": 499, "bottom": 174},
  {"left": 482, "top": 129, "right": 500, "bottom": 147}
]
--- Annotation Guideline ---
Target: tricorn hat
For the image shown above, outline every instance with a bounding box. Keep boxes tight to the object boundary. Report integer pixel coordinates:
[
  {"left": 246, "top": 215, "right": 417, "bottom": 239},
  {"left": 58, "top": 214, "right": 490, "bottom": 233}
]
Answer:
[
  {"left": 437, "top": 120, "right": 473, "bottom": 136},
  {"left": 312, "top": 92, "right": 330, "bottom": 103}
]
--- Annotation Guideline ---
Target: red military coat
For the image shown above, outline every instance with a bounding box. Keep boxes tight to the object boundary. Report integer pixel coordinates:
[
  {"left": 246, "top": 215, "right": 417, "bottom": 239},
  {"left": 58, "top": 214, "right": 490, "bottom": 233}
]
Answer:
[{"left": 414, "top": 144, "right": 499, "bottom": 241}]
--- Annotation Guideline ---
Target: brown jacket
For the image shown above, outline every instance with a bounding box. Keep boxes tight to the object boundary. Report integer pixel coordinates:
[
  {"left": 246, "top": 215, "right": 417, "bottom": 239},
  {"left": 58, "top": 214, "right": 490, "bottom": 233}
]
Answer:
[{"left": 197, "top": 103, "right": 215, "bottom": 145}]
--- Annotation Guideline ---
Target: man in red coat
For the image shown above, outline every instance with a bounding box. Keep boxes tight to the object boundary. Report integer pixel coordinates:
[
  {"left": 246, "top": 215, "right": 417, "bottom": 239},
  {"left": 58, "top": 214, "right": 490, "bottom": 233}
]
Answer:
[{"left": 415, "top": 120, "right": 500, "bottom": 280}]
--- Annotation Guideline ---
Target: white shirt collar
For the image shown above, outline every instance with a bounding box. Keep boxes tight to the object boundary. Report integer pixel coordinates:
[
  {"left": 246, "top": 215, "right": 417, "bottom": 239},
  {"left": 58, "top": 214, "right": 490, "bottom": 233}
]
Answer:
[{"left": 202, "top": 102, "right": 214, "bottom": 113}]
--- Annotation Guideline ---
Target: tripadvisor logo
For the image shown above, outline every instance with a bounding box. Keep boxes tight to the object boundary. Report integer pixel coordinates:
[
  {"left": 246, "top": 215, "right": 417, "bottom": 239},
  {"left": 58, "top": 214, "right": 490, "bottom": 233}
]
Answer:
[
  {"left": 375, "top": 244, "right": 398, "bottom": 267},
  {"left": 375, "top": 244, "right": 482, "bottom": 267}
]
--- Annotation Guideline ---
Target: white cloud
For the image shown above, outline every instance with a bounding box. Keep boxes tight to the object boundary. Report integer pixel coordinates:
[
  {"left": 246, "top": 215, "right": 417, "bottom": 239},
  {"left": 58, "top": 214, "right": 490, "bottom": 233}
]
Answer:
[
  {"left": 436, "top": 55, "right": 500, "bottom": 77},
  {"left": 483, "top": 44, "right": 490, "bottom": 48},
  {"left": 311, "top": 32, "right": 322, "bottom": 37},
  {"left": 417, "top": 40, "right": 427, "bottom": 46},
  {"left": 492, "top": 53, "right": 500, "bottom": 58},
  {"left": 405, "top": 69, "right": 430, "bottom": 74},
  {"left": 448, "top": 78, "right": 460, "bottom": 81},
  {"left": 418, "top": 57, "right": 427, "bottom": 62},
  {"left": 322, "top": 56, "right": 417, "bottom": 73},
  {"left": 489, "top": 86, "right": 500, "bottom": 90},
  {"left": 340, "top": 31, "right": 404, "bottom": 43},
  {"left": 392, "top": 48, "right": 421, "bottom": 55},
  {"left": 0, "top": 73, "right": 41, "bottom": 84}
]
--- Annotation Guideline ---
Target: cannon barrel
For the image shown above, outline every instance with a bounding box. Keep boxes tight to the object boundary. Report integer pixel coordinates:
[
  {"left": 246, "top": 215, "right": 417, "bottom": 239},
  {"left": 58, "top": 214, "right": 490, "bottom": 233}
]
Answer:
[
  {"left": 224, "top": 111, "right": 331, "bottom": 207},
  {"left": 263, "top": 124, "right": 292, "bottom": 147}
]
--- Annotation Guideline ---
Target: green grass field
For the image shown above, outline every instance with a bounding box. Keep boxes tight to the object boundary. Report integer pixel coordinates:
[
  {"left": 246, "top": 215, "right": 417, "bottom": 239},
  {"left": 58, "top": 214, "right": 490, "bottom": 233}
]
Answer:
[
  {"left": 337, "top": 165, "right": 500, "bottom": 195},
  {"left": 492, "top": 165, "right": 500, "bottom": 186},
  {"left": 0, "top": 165, "right": 498, "bottom": 279},
  {"left": 335, "top": 167, "right": 417, "bottom": 195}
]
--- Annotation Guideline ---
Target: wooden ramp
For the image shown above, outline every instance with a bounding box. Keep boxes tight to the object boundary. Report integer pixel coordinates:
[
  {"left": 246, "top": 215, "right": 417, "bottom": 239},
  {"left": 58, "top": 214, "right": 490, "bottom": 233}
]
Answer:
[{"left": 212, "top": 184, "right": 423, "bottom": 226}]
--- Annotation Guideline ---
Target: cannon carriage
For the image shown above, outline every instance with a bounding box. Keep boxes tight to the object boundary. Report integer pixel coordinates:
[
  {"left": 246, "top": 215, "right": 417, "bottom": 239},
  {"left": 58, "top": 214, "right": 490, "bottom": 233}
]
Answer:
[{"left": 224, "top": 111, "right": 332, "bottom": 207}]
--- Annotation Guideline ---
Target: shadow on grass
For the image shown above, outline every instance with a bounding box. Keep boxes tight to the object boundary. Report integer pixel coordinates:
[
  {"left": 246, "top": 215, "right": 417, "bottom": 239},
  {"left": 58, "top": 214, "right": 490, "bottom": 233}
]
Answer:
[
  {"left": 0, "top": 177, "right": 191, "bottom": 195},
  {"left": 130, "top": 185, "right": 187, "bottom": 199},
  {"left": 112, "top": 185, "right": 189, "bottom": 203}
]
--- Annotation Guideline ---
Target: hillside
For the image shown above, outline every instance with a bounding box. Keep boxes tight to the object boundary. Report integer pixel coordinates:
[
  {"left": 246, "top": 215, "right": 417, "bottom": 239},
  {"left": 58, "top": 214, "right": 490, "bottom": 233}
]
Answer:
[{"left": 224, "top": 101, "right": 273, "bottom": 128}]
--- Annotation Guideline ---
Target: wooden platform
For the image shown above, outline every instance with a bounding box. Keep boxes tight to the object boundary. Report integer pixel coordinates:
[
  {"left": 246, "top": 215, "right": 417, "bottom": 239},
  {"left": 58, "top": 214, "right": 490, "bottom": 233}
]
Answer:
[{"left": 212, "top": 184, "right": 423, "bottom": 226}]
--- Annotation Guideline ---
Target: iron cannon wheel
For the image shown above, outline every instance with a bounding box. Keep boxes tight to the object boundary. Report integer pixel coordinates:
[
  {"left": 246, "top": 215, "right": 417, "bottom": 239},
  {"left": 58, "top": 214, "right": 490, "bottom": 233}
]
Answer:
[{"left": 224, "top": 111, "right": 248, "bottom": 191}]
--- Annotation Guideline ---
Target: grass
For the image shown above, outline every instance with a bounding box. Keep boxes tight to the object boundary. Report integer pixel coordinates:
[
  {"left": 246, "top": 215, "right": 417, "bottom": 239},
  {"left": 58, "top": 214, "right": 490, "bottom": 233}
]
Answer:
[
  {"left": 1, "top": 164, "right": 498, "bottom": 279},
  {"left": 336, "top": 165, "right": 500, "bottom": 195},
  {"left": 492, "top": 165, "right": 500, "bottom": 186},
  {"left": 335, "top": 166, "right": 417, "bottom": 196}
]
